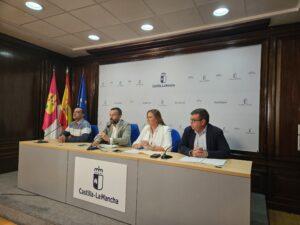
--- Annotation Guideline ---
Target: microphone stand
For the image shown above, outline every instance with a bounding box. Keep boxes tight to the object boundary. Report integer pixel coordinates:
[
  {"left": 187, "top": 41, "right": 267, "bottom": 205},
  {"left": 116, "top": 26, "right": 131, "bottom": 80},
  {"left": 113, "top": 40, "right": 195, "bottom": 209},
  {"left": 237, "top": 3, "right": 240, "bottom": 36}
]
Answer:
[
  {"left": 161, "top": 146, "right": 173, "bottom": 159},
  {"left": 36, "top": 125, "right": 62, "bottom": 143}
]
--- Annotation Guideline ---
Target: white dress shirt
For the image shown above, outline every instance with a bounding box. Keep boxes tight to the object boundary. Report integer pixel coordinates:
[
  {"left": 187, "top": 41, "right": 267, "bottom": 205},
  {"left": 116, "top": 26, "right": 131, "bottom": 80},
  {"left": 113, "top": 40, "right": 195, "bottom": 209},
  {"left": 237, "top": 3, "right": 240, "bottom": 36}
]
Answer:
[
  {"left": 109, "top": 122, "right": 119, "bottom": 144},
  {"left": 194, "top": 126, "right": 207, "bottom": 150},
  {"left": 133, "top": 124, "right": 172, "bottom": 150}
]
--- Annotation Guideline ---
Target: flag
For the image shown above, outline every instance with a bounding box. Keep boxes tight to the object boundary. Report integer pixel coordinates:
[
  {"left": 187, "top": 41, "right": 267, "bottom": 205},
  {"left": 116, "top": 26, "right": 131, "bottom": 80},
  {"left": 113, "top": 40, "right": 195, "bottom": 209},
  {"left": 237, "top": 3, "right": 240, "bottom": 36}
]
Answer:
[
  {"left": 76, "top": 74, "right": 88, "bottom": 119},
  {"left": 42, "top": 69, "right": 61, "bottom": 139},
  {"left": 59, "top": 68, "right": 72, "bottom": 130}
]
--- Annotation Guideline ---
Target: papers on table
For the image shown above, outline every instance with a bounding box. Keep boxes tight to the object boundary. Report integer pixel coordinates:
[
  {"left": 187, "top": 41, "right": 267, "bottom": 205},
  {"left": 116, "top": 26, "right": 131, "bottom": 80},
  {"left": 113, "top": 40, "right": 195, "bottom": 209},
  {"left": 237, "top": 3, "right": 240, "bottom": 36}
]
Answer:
[
  {"left": 180, "top": 157, "right": 203, "bottom": 163},
  {"left": 202, "top": 159, "right": 227, "bottom": 167},
  {"left": 123, "top": 149, "right": 140, "bottom": 154},
  {"left": 99, "top": 144, "right": 118, "bottom": 149},
  {"left": 122, "top": 149, "right": 160, "bottom": 155},
  {"left": 180, "top": 156, "right": 227, "bottom": 167}
]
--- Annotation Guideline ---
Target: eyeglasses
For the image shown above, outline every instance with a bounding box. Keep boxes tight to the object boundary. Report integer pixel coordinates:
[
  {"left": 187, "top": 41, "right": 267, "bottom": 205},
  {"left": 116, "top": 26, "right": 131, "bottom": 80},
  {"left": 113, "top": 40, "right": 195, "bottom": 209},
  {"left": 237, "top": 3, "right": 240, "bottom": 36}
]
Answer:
[{"left": 190, "top": 119, "right": 202, "bottom": 123}]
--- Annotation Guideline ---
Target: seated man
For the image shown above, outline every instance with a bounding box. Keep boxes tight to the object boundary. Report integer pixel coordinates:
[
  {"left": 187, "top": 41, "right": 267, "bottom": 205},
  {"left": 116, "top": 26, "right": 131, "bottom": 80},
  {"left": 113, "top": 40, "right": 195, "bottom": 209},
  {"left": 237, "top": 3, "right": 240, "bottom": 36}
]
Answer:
[
  {"left": 58, "top": 107, "right": 91, "bottom": 142},
  {"left": 179, "top": 108, "right": 230, "bottom": 158},
  {"left": 92, "top": 107, "right": 131, "bottom": 146}
]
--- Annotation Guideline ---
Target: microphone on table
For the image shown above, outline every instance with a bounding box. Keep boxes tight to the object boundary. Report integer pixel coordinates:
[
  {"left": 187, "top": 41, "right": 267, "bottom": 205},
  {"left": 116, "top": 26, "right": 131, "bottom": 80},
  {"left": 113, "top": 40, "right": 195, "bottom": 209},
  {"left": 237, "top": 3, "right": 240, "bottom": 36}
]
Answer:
[
  {"left": 150, "top": 146, "right": 173, "bottom": 159},
  {"left": 161, "top": 146, "right": 173, "bottom": 159},
  {"left": 87, "top": 123, "right": 110, "bottom": 150},
  {"left": 36, "top": 125, "right": 62, "bottom": 143}
]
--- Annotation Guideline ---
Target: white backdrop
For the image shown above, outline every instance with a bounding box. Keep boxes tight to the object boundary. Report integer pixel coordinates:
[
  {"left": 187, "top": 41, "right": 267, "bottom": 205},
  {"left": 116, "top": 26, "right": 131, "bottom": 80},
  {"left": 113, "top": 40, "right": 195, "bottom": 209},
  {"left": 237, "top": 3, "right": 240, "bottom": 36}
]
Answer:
[{"left": 98, "top": 45, "right": 261, "bottom": 152}]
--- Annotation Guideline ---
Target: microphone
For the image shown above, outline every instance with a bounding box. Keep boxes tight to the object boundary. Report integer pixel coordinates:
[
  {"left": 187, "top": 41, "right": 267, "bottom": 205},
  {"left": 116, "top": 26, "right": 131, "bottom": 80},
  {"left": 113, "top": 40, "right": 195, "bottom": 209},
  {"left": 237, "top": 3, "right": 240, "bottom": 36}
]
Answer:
[
  {"left": 36, "top": 125, "right": 62, "bottom": 143},
  {"left": 161, "top": 146, "right": 173, "bottom": 159}
]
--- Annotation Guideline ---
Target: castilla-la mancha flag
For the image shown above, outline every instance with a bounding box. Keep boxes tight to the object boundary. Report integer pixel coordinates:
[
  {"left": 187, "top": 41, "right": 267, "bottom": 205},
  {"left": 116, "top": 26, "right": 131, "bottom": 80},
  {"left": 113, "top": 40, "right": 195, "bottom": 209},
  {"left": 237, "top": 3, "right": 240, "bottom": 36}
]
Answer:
[
  {"left": 42, "top": 69, "right": 61, "bottom": 139},
  {"left": 59, "top": 68, "right": 72, "bottom": 130}
]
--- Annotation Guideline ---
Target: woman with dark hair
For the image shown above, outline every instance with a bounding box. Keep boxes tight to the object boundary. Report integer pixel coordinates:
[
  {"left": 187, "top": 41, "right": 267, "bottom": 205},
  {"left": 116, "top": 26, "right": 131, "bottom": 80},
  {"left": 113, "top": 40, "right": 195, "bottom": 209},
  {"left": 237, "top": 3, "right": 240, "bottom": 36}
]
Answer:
[{"left": 132, "top": 109, "right": 172, "bottom": 152}]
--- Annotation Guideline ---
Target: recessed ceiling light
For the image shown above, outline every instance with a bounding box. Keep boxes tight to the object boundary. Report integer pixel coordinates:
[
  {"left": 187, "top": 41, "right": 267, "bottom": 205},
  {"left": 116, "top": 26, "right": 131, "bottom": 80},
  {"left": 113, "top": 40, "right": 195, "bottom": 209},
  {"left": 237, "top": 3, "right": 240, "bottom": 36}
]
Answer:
[
  {"left": 141, "top": 24, "right": 154, "bottom": 31},
  {"left": 25, "top": 1, "right": 43, "bottom": 11},
  {"left": 213, "top": 7, "right": 229, "bottom": 17},
  {"left": 88, "top": 34, "right": 100, "bottom": 41}
]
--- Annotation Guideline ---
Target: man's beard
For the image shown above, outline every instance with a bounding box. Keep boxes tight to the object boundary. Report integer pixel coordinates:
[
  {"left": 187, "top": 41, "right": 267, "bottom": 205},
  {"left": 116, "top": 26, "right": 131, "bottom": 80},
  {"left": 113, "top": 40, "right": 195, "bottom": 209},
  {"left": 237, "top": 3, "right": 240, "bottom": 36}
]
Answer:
[{"left": 110, "top": 118, "right": 119, "bottom": 125}]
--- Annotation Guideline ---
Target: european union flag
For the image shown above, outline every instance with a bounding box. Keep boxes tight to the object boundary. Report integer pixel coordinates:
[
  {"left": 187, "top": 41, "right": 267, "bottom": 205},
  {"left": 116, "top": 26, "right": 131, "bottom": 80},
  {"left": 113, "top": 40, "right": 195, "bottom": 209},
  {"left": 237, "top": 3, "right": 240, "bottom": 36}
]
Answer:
[{"left": 77, "top": 74, "right": 88, "bottom": 119}]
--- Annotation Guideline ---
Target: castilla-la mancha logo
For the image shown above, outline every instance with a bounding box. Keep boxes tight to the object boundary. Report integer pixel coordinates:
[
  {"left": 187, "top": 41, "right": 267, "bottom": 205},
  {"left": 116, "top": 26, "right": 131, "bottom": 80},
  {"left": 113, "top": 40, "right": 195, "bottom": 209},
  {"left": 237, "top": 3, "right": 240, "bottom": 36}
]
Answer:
[
  {"left": 93, "top": 166, "right": 104, "bottom": 190},
  {"left": 152, "top": 72, "right": 175, "bottom": 88}
]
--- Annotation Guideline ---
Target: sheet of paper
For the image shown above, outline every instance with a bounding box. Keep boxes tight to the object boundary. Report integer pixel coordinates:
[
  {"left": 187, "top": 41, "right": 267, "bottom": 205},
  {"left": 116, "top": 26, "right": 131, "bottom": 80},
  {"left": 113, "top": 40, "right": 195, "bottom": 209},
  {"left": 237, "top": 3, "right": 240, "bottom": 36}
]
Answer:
[
  {"left": 201, "top": 159, "right": 227, "bottom": 167},
  {"left": 180, "top": 157, "right": 227, "bottom": 167},
  {"left": 99, "top": 144, "right": 118, "bottom": 149},
  {"left": 123, "top": 149, "right": 140, "bottom": 154},
  {"left": 180, "top": 156, "right": 204, "bottom": 163}
]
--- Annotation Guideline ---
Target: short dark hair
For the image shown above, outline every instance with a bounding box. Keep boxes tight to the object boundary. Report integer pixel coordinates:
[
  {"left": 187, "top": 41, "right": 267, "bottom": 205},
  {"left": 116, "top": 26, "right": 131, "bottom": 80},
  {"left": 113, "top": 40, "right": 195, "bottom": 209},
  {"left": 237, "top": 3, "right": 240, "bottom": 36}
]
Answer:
[
  {"left": 111, "top": 107, "right": 122, "bottom": 115},
  {"left": 191, "top": 108, "right": 209, "bottom": 124},
  {"left": 75, "top": 107, "right": 84, "bottom": 114}
]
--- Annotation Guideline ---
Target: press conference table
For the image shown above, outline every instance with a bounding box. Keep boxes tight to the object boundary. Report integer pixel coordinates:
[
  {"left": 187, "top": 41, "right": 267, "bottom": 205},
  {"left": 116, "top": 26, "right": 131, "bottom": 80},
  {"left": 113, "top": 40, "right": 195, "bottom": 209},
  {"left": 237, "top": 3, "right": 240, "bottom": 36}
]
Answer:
[{"left": 18, "top": 140, "right": 252, "bottom": 225}]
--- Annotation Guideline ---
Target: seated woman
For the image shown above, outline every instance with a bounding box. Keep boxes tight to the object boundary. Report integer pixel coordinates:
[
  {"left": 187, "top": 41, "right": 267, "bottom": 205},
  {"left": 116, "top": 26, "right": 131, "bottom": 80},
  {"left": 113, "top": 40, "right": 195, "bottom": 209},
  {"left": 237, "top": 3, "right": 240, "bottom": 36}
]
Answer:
[{"left": 132, "top": 109, "right": 172, "bottom": 152}]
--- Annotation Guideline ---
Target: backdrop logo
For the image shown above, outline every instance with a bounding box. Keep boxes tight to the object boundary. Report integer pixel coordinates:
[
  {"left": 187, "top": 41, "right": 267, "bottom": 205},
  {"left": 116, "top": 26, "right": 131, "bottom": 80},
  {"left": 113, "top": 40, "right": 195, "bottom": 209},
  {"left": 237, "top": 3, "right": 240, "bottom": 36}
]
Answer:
[
  {"left": 216, "top": 73, "right": 222, "bottom": 79},
  {"left": 161, "top": 72, "right": 167, "bottom": 83},
  {"left": 246, "top": 128, "right": 255, "bottom": 135},
  {"left": 113, "top": 101, "right": 122, "bottom": 105},
  {"left": 93, "top": 167, "right": 103, "bottom": 190},
  {"left": 153, "top": 72, "right": 175, "bottom": 88},
  {"left": 214, "top": 100, "right": 228, "bottom": 104},
  {"left": 239, "top": 98, "right": 252, "bottom": 106},
  {"left": 248, "top": 71, "right": 256, "bottom": 77},
  {"left": 117, "top": 81, "right": 124, "bottom": 87},
  {"left": 199, "top": 75, "right": 209, "bottom": 82},
  {"left": 229, "top": 72, "right": 241, "bottom": 80},
  {"left": 142, "top": 101, "right": 152, "bottom": 105},
  {"left": 174, "top": 101, "right": 185, "bottom": 105},
  {"left": 159, "top": 99, "right": 167, "bottom": 106},
  {"left": 136, "top": 79, "right": 143, "bottom": 86},
  {"left": 100, "top": 82, "right": 106, "bottom": 87}
]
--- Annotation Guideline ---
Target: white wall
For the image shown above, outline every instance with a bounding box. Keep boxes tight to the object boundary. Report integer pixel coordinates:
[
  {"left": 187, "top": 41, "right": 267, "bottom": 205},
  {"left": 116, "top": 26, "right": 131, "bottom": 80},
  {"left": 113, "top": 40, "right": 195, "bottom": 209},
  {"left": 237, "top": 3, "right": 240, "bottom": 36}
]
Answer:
[{"left": 98, "top": 44, "right": 261, "bottom": 152}]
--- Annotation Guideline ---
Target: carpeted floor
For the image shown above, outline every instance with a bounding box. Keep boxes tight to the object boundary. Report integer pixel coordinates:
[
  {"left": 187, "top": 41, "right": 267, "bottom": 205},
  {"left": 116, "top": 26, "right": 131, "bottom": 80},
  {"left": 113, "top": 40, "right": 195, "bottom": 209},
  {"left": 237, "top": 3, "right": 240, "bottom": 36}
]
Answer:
[
  {"left": 0, "top": 171, "right": 268, "bottom": 225},
  {"left": 0, "top": 172, "right": 127, "bottom": 225},
  {"left": 269, "top": 210, "right": 300, "bottom": 225}
]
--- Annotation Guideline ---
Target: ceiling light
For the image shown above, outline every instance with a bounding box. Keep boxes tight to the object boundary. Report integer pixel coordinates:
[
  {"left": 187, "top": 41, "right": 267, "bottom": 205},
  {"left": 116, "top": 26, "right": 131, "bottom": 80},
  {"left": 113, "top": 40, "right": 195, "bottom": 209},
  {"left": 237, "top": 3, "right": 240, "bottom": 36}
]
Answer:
[
  {"left": 88, "top": 34, "right": 100, "bottom": 41},
  {"left": 213, "top": 7, "right": 229, "bottom": 17},
  {"left": 141, "top": 24, "right": 154, "bottom": 31},
  {"left": 25, "top": 1, "right": 43, "bottom": 11}
]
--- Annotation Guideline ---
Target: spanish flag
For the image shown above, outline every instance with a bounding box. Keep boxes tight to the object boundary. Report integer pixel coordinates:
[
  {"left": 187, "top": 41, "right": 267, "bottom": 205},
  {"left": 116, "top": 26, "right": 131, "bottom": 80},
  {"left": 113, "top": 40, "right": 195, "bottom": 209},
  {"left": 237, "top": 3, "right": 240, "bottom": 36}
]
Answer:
[
  {"left": 59, "top": 68, "right": 72, "bottom": 130},
  {"left": 42, "top": 69, "right": 61, "bottom": 139}
]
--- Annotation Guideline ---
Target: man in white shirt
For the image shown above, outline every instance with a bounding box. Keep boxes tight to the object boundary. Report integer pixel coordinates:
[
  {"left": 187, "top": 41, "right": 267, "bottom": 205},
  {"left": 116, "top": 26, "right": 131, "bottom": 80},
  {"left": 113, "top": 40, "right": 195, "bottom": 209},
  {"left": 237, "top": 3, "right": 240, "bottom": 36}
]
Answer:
[
  {"left": 92, "top": 108, "right": 131, "bottom": 146},
  {"left": 180, "top": 108, "right": 230, "bottom": 158}
]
